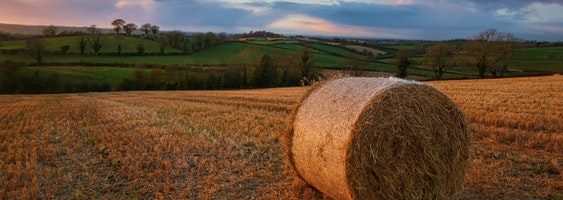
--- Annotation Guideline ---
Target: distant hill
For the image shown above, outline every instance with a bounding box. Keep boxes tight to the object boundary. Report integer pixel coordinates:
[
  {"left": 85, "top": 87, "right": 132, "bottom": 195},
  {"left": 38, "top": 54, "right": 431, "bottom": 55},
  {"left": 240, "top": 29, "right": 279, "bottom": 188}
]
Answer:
[{"left": 0, "top": 23, "right": 112, "bottom": 35}]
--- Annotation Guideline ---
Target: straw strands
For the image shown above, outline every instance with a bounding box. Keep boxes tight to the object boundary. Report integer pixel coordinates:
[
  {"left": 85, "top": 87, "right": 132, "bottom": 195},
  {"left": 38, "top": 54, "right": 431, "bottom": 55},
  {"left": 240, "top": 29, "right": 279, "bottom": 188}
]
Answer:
[{"left": 285, "top": 77, "right": 471, "bottom": 199}]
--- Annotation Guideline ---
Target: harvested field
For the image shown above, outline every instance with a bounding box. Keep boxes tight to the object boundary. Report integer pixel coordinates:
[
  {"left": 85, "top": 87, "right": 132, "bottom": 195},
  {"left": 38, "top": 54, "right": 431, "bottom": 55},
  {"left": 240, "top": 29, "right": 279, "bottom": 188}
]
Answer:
[{"left": 0, "top": 75, "right": 561, "bottom": 199}]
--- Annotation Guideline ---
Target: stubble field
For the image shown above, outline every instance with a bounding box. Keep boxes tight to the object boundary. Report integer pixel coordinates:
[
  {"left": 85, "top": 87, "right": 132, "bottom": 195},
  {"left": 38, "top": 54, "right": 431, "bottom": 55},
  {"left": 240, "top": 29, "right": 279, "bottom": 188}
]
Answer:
[{"left": 0, "top": 75, "right": 561, "bottom": 199}]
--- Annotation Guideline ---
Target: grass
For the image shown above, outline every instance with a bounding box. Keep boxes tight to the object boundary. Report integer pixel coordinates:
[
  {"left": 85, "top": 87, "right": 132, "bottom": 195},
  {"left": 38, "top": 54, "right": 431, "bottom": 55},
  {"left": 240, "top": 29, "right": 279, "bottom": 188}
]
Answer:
[
  {"left": 0, "top": 75, "right": 561, "bottom": 199},
  {"left": 308, "top": 43, "right": 359, "bottom": 57},
  {"left": 344, "top": 45, "right": 386, "bottom": 55},
  {"left": 188, "top": 42, "right": 295, "bottom": 64},
  {"left": 509, "top": 47, "right": 563, "bottom": 73},
  {"left": 21, "top": 66, "right": 147, "bottom": 89},
  {"left": 2, "top": 35, "right": 562, "bottom": 80},
  {"left": 247, "top": 40, "right": 299, "bottom": 45},
  {"left": 388, "top": 44, "right": 417, "bottom": 51},
  {"left": 0, "top": 41, "right": 366, "bottom": 68},
  {"left": 270, "top": 43, "right": 305, "bottom": 52},
  {"left": 515, "top": 46, "right": 563, "bottom": 60},
  {"left": 508, "top": 60, "right": 563, "bottom": 73},
  {"left": 0, "top": 35, "right": 182, "bottom": 54},
  {"left": 0, "top": 54, "right": 191, "bottom": 65}
]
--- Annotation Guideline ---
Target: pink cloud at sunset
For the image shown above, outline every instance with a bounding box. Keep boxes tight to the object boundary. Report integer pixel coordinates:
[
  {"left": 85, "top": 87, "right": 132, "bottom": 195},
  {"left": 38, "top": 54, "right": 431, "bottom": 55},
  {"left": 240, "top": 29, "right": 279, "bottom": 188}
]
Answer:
[{"left": 268, "top": 14, "right": 399, "bottom": 38}]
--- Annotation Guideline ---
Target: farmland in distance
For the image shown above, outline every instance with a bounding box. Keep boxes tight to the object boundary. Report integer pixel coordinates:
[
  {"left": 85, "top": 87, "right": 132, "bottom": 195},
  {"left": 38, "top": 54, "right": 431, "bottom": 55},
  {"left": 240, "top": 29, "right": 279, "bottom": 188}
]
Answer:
[{"left": 0, "top": 75, "right": 561, "bottom": 199}]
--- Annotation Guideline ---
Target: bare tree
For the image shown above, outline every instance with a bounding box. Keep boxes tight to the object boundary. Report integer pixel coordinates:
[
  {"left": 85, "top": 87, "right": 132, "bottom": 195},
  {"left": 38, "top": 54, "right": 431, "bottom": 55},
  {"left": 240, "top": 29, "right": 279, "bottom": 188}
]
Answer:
[
  {"left": 87, "top": 25, "right": 101, "bottom": 35},
  {"left": 166, "top": 30, "right": 186, "bottom": 50},
  {"left": 157, "top": 36, "right": 167, "bottom": 54},
  {"left": 204, "top": 32, "right": 216, "bottom": 48},
  {"left": 191, "top": 33, "right": 205, "bottom": 51},
  {"left": 26, "top": 38, "right": 48, "bottom": 64},
  {"left": 115, "top": 35, "right": 123, "bottom": 55},
  {"left": 140, "top": 23, "right": 152, "bottom": 36},
  {"left": 464, "top": 29, "right": 494, "bottom": 78},
  {"left": 217, "top": 32, "right": 227, "bottom": 44},
  {"left": 111, "top": 19, "right": 126, "bottom": 35},
  {"left": 123, "top": 23, "right": 138, "bottom": 36},
  {"left": 424, "top": 42, "right": 456, "bottom": 80},
  {"left": 89, "top": 36, "right": 103, "bottom": 55},
  {"left": 463, "top": 28, "right": 522, "bottom": 78},
  {"left": 86, "top": 25, "right": 103, "bottom": 55},
  {"left": 491, "top": 33, "right": 523, "bottom": 77},
  {"left": 78, "top": 37, "right": 87, "bottom": 55},
  {"left": 135, "top": 39, "right": 145, "bottom": 54},
  {"left": 150, "top": 25, "right": 160, "bottom": 36}
]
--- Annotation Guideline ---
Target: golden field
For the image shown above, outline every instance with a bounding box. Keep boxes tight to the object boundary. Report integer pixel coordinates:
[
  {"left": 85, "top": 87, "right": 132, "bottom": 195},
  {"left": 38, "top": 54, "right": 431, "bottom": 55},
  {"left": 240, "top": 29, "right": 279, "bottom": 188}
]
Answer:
[{"left": 0, "top": 75, "right": 561, "bottom": 199}]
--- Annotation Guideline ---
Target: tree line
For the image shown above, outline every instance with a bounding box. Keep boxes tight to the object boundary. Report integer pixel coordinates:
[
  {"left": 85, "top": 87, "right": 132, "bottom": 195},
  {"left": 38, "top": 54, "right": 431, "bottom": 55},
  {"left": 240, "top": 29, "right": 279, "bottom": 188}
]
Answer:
[
  {"left": 394, "top": 28, "right": 525, "bottom": 79},
  {"left": 0, "top": 60, "right": 112, "bottom": 94},
  {"left": 20, "top": 19, "right": 233, "bottom": 64},
  {"left": 0, "top": 45, "right": 319, "bottom": 94},
  {"left": 119, "top": 45, "right": 318, "bottom": 91}
]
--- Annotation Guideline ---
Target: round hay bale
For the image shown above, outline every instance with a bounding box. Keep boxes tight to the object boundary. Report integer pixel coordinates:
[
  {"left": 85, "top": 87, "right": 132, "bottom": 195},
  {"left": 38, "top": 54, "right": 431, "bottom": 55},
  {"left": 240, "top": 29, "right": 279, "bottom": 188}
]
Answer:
[{"left": 284, "top": 77, "right": 471, "bottom": 200}]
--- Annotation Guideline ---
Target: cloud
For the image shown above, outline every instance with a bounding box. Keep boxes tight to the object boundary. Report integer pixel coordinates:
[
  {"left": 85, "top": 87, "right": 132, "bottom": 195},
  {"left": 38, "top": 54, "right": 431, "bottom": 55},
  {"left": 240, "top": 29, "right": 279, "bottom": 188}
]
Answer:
[
  {"left": 228, "top": 3, "right": 270, "bottom": 14},
  {"left": 521, "top": 2, "right": 563, "bottom": 23},
  {"left": 462, "top": 0, "right": 563, "bottom": 12},
  {"left": 368, "top": 0, "right": 415, "bottom": 5},
  {"left": 0, "top": 0, "right": 561, "bottom": 41},
  {"left": 115, "top": 0, "right": 154, "bottom": 8},
  {"left": 0, "top": 0, "right": 119, "bottom": 26},
  {"left": 148, "top": 0, "right": 256, "bottom": 32},
  {"left": 268, "top": 14, "right": 392, "bottom": 37}
]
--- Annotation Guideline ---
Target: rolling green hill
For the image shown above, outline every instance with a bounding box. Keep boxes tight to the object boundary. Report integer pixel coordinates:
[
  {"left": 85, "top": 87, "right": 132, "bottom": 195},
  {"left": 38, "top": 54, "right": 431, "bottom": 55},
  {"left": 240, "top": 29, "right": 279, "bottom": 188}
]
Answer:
[
  {"left": 0, "top": 35, "right": 182, "bottom": 54},
  {"left": 1, "top": 34, "right": 562, "bottom": 92},
  {"left": 21, "top": 66, "right": 146, "bottom": 89},
  {"left": 509, "top": 46, "right": 563, "bottom": 73}
]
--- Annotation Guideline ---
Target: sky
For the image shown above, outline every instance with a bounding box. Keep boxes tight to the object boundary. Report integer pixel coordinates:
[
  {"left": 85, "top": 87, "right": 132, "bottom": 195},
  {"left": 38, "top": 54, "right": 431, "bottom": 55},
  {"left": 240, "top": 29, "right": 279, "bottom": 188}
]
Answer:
[{"left": 1, "top": 0, "right": 562, "bottom": 41}]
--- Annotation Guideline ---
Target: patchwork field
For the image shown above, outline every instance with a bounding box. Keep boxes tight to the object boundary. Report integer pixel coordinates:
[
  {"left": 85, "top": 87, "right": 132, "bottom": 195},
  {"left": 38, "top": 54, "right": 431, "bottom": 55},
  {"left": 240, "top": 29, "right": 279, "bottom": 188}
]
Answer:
[{"left": 0, "top": 75, "right": 561, "bottom": 199}]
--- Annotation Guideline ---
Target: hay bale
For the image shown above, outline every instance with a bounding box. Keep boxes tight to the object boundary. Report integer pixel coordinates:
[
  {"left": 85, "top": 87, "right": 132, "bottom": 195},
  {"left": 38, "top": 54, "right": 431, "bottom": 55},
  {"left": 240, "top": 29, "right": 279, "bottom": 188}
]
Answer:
[{"left": 284, "top": 77, "right": 471, "bottom": 200}]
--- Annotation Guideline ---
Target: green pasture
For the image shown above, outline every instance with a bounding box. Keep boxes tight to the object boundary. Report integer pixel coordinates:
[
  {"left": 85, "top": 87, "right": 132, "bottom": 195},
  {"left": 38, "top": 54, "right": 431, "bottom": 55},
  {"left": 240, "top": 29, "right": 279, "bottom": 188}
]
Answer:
[
  {"left": 514, "top": 46, "right": 563, "bottom": 60},
  {"left": 379, "top": 55, "right": 432, "bottom": 65},
  {"left": 508, "top": 60, "right": 563, "bottom": 73},
  {"left": 344, "top": 45, "right": 387, "bottom": 55},
  {"left": 1, "top": 42, "right": 339, "bottom": 66},
  {"left": 308, "top": 43, "right": 358, "bottom": 57},
  {"left": 270, "top": 43, "right": 305, "bottom": 51},
  {"left": 1, "top": 35, "right": 561, "bottom": 82},
  {"left": 247, "top": 40, "right": 299, "bottom": 45},
  {"left": 0, "top": 54, "right": 190, "bottom": 65},
  {"left": 188, "top": 42, "right": 294, "bottom": 64},
  {"left": 0, "top": 35, "right": 182, "bottom": 54},
  {"left": 20, "top": 66, "right": 148, "bottom": 89},
  {"left": 23, "top": 66, "right": 141, "bottom": 82},
  {"left": 508, "top": 47, "right": 563, "bottom": 73}
]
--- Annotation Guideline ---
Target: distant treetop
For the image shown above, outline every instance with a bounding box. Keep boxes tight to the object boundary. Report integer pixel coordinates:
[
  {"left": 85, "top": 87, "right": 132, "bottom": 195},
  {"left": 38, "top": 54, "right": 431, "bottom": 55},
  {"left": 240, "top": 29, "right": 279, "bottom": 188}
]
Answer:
[{"left": 238, "top": 30, "right": 282, "bottom": 38}]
